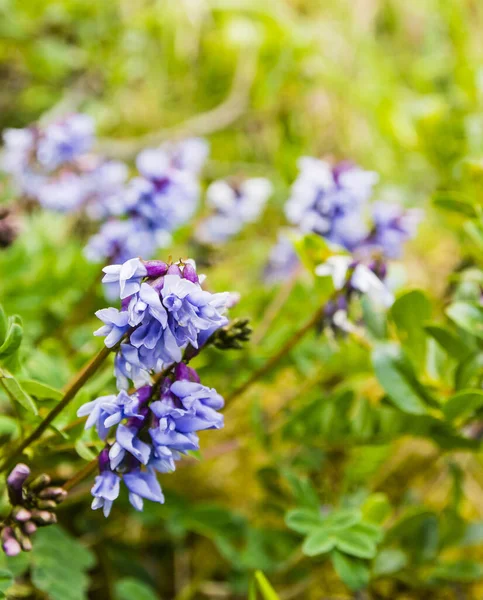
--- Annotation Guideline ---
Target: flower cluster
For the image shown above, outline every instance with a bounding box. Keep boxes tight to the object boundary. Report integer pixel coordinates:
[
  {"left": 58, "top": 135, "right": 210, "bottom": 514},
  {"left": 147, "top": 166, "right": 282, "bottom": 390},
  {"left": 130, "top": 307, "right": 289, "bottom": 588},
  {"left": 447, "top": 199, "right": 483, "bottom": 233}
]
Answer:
[
  {"left": 1, "top": 114, "right": 127, "bottom": 214},
  {"left": 85, "top": 139, "right": 209, "bottom": 264},
  {"left": 196, "top": 177, "right": 272, "bottom": 244},
  {"left": 1, "top": 464, "right": 67, "bottom": 556},
  {"left": 315, "top": 255, "right": 393, "bottom": 334},
  {"left": 265, "top": 157, "right": 420, "bottom": 283},
  {"left": 77, "top": 257, "right": 230, "bottom": 515}
]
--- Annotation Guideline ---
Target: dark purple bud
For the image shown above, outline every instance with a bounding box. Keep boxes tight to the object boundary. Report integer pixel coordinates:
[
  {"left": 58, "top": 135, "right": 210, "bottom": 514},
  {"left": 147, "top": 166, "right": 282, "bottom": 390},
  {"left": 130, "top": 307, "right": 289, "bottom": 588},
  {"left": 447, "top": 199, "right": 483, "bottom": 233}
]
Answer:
[
  {"left": 182, "top": 263, "right": 198, "bottom": 283},
  {"left": 136, "top": 385, "right": 153, "bottom": 406},
  {"left": 175, "top": 362, "right": 200, "bottom": 383},
  {"left": 28, "top": 474, "right": 51, "bottom": 493},
  {"left": 12, "top": 507, "right": 31, "bottom": 523},
  {"left": 1, "top": 527, "right": 21, "bottom": 556},
  {"left": 38, "top": 487, "right": 67, "bottom": 502},
  {"left": 22, "top": 521, "right": 37, "bottom": 536},
  {"left": 167, "top": 264, "right": 182, "bottom": 276},
  {"left": 98, "top": 447, "right": 110, "bottom": 472},
  {"left": 30, "top": 510, "right": 57, "bottom": 526},
  {"left": 7, "top": 463, "right": 30, "bottom": 494},
  {"left": 144, "top": 260, "right": 169, "bottom": 277}
]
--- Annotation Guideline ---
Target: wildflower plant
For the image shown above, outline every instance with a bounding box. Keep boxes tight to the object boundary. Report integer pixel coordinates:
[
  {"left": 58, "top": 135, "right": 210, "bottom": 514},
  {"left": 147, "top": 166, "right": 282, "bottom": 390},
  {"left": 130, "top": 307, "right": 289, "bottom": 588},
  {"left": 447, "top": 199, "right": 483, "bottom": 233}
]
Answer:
[{"left": 2, "top": 5, "right": 483, "bottom": 597}]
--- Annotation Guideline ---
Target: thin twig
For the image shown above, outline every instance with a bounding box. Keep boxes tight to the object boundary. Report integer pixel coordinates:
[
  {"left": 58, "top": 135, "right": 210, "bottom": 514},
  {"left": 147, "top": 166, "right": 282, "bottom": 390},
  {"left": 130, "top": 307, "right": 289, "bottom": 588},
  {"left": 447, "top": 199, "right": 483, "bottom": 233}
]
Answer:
[
  {"left": 64, "top": 459, "right": 98, "bottom": 491},
  {"left": 224, "top": 305, "right": 326, "bottom": 407}
]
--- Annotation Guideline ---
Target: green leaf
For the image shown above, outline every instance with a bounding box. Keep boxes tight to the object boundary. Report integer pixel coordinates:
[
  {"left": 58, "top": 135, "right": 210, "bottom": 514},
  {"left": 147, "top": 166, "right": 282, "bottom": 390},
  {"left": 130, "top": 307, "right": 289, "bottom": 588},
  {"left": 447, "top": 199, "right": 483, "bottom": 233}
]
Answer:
[
  {"left": 18, "top": 380, "right": 63, "bottom": 401},
  {"left": 331, "top": 550, "right": 370, "bottom": 591},
  {"left": 325, "top": 508, "right": 362, "bottom": 532},
  {"left": 372, "top": 343, "right": 429, "bottom": 415},
  {"left": 391, "top": 290, "right": 431, "bottom": 364},
  {"left": 0, "top": 322, "right": 22, "bottom": 359},
  {"left": 361, "top": 493, "right": 391, "bottom": 525},
  {"left": 0, "top": 306, "right": 7, "bottom": 346},
  {"left": 285, "top": 508, "right": 323, "bottom": 534},
  {"left": 431, "top": 560, "right": 483, "bottom": 583},
  {"left": 31, "top": 526, "right": 96, "bottom": 600},
  {"left": 443, "top": 389, "right": 483, "bottom": 421},
  {"left": 0, "top": 570, "right": 13, "bottom": 593},
  {"left": 0, "top": 370, "right": 38, "bottom": 415},
  {"left": 0, "top": 415, "right": 20, "bottom": 439},
  {"left": 373, "top": 549, "right": 407, "bottom": 577},
  {"left": 335, "top": 528, "right": 377, "bottom": 559},
  {"left": 464, "top": 220, "right": 483, "bottom": 249},
  {"left": 115, "top": 578, "right": 159, "bottom": 600},
  {"left": 302, "top": 530, "right": 337, "bottom": 556},
  {"left": 253, "top": 571, "right": 280, "bottom": 600},
  {"left": 424, "top": 324, "right": 470, "bottom": 360},
  {"left": 433, "top": 192, "right": 477, "bottom": 217},
  {"left": 74, "top": 440, "right": 97, "bottom": 461},
  {"left": 446, "top": 302, "right": 483, "bottom": 339}
]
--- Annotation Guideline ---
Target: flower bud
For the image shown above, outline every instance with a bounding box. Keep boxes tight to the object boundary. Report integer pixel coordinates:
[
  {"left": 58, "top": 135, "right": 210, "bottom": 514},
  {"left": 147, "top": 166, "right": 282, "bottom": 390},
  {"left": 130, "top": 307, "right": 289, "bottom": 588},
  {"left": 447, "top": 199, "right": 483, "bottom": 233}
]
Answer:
[
  {"left": 174, "top": 362, "right": 200, "bottom": 383},
  {"left": 13, "top": 526, "right": 32, "bottom": 552},
  {"left": 22, "top": 521, "right": 37, "bottom": 536},
  {"left": 12, "top": 506, "right": 31, "bottom": 523},
  {"left": 28, "top": 473, "right": 51, "bottom": 492},
  {"left": 182, "top": 263, "right": 198, "bottom": 283},
  {"left": 30, "top": 510, "right": 57, "bottom": 526},
  {"left": 167, "top": 264, "right": 182, "bottom": 276},
  {"left": 7, "top": 463, "right": 30, "bottom": 504},
  {"left": 1, "top": 527, "right": 21, "bottom": 557},
  {"left": 36, "top": 499, "right": 57, "bottom": 510},
  {"left": 144, "top": 260, "right": 168, "bottom": 277},
  {"left": 38, "top": 487, "right": 68, "bottom": 503}
]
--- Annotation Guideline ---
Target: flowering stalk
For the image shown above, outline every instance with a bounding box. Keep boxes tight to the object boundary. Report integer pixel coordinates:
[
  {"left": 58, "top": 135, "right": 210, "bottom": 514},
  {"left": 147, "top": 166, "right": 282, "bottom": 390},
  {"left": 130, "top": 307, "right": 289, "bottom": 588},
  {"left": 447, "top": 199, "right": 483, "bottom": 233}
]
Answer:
[{"left": 74, "top": 256, "right": 238, "bottom": 516}]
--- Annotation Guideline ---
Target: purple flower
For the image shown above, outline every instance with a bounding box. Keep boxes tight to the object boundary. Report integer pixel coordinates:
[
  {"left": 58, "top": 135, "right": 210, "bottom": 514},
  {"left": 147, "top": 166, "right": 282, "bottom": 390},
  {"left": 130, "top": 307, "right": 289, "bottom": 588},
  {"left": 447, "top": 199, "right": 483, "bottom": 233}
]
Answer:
[
  {"left": 36, "top": 114, "right": 94, "bottom": 170},
  {"left": 102, "top": 258, "right": 148, "bottom": 300},
  {"left": 365, "top": 202, "right": 421, "bottom": 259},
  {"left": 128, "top": 282, "right": 167, "bottom": 327},
  {"left": 161, "top": 274, "right": 229, "bottom": 350},
  {"left": 123, "top": 468, "right": 165, "bottom": 511},
  {"left": 170, "top": 380, "right": 224, "bottom": 431},
  {"left": 77, "top": 390, "right": 144, "bottom": 440},
  {"left": 94, "top": 307, "right": 130, "bottom": 347},
  {"left": 109, "top": 423, "right": 151, "bottom": 470},
  {"left": 91, "top": 469, "right": 121, "bottom": 518},
  {"left": 285, "top": 157, "right": 378, "bottom": 251}
]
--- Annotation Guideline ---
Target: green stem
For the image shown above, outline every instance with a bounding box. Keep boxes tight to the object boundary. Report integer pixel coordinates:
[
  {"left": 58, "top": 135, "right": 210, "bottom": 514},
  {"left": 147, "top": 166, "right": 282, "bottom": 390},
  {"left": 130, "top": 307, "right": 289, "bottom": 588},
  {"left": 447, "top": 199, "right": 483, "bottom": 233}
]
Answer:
[
  {"left": 0, "top": 344, "right": 113, "bottom": 473},
  {"left": 225, "top": 305, "right": 326, "bottom": 407}
]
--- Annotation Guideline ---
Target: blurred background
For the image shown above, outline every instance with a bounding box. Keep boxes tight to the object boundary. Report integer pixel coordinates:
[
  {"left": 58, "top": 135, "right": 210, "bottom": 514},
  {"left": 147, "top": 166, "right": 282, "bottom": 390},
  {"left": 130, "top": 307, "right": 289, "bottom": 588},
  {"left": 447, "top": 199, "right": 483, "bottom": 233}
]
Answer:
[{"left": 1, "top": 1, "right": 483, "bottom": 599}]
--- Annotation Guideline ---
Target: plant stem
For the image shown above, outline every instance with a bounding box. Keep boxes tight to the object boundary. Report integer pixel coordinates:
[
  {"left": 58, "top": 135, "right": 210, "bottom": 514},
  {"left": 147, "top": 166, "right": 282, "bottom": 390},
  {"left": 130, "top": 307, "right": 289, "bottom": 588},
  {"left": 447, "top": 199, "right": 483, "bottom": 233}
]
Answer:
[
  {"left": 0, "top": 344, "right": 113, "bottom": 473},
  {"left": 252, "top": 268, "right": 300, "bottom": 345},
  {"left": 224, "top": 305, "right": 325, "bottom": 406},
  {"left": 64, "top": 459, "right": 98, "bottom": 491}
]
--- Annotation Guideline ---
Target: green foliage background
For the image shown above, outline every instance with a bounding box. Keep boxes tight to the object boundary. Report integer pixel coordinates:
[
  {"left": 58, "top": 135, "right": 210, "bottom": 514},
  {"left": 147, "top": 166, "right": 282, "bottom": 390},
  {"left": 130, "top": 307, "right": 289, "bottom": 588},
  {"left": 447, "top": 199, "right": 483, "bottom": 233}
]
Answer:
[{"left": 2, "top": 0, "right": 483, "bottom": 598}]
